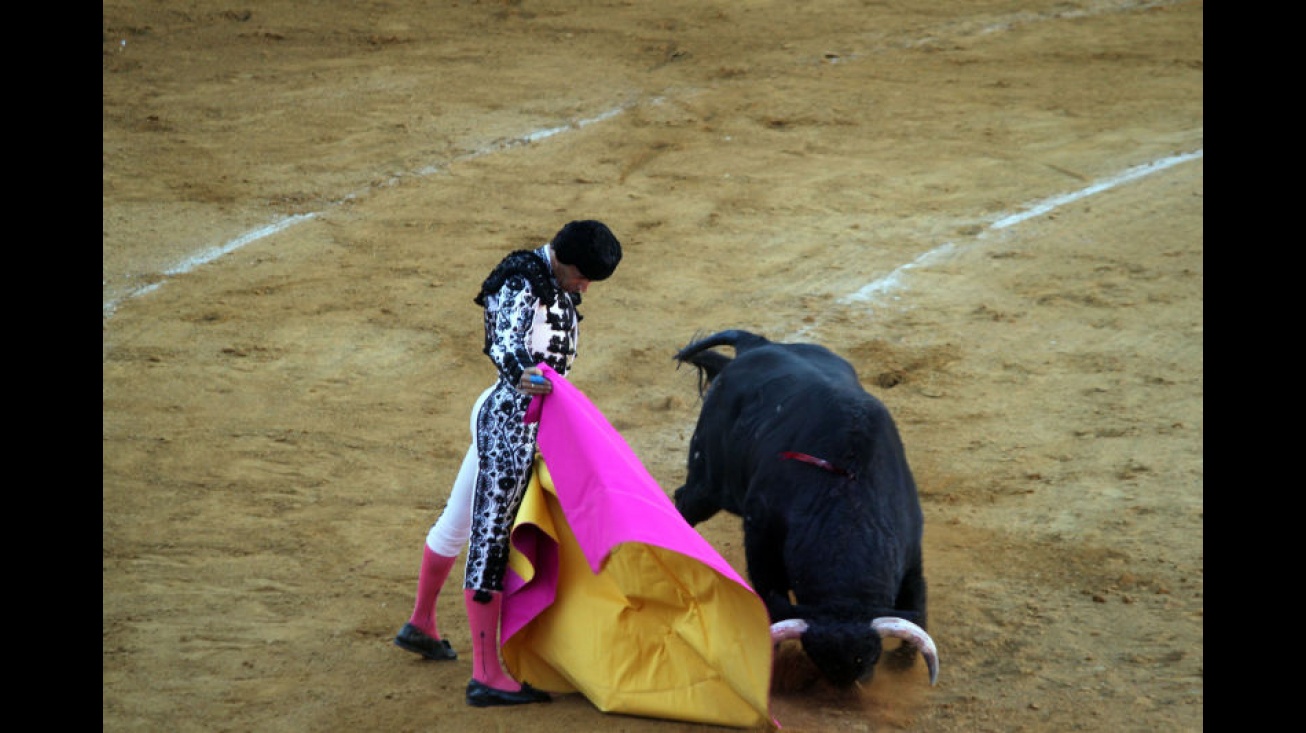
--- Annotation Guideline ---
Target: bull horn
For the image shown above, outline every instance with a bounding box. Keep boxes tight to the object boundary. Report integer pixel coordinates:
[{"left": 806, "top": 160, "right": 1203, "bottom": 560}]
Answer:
[
  {"left": 871, "top": 617, "right": 939, "bottom": 686},
  {"left": 769, "top": 618, "right": 809, "bottom": 644}
]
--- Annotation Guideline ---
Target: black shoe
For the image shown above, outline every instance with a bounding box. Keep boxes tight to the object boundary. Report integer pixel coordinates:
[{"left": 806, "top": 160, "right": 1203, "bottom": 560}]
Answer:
[
  {"left": 393, "top": 623, "right": 457, "bottom": 660},
  {"left": 465, "top": 679, "right": 552, "bottom": 707}
]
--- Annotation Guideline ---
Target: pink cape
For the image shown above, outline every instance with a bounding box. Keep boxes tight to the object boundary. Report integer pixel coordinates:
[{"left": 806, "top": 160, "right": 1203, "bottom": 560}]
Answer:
[{"left": 499, "top": 364, "right": 775, "bottom": 729}]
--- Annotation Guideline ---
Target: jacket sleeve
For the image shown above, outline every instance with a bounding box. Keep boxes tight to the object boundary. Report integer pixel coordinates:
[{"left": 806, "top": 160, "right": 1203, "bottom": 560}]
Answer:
[{"left": 484, "top": 275, "right": 539, "bottom": 385}]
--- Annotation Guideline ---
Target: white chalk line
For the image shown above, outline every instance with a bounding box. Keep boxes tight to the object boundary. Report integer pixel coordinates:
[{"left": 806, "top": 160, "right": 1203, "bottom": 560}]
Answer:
[
  {"left": 103, "top": 0, "right": 1186, "bottom": 321},
  {"left": 789, "top": 148, "right": 1203, "bottom": 340},
  {"left": 843, "top": 149, "right": 1201, "bottom": 305},
  {"left": 101, "top": 103, "right": 642, "bottom": 319},
  {"left": 990, "top": 149, "right": 1203, "bottom": 231}
]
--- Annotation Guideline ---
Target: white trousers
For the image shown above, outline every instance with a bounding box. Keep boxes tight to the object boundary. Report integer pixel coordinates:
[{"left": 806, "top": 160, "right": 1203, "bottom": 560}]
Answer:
[{"left": 424, "top": 386, "right": 493, "bottom": 557}]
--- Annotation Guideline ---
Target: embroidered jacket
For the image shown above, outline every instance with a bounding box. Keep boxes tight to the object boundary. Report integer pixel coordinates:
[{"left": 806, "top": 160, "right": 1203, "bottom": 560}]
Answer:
[{"left": 475, "top": 245, "right": 581, "bottom": 385}]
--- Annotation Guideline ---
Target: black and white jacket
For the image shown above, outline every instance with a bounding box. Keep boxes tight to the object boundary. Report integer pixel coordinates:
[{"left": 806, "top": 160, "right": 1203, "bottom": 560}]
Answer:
[{"left": 474, "top": 244, "right": 581, "bottom": 385}]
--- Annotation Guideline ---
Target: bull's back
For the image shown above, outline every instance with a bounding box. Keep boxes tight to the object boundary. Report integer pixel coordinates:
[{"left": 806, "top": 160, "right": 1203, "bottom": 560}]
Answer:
[
  {"left": 704, "top": 346, "right": 871, "bottom": 487},
  {"left": 732, "top": 347, "right": 920, "bottom": 516},
  {"left": 677, "top": 329, "right": 914, "bottom": 515},
  {"left": 712, "top": 342, "right": 861, "bottom": 407}
]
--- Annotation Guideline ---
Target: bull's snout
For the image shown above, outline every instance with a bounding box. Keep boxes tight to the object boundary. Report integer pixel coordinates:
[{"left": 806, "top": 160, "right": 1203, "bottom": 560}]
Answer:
[{"left": 769, "top": 616, "right": 940, "bottom": 686}]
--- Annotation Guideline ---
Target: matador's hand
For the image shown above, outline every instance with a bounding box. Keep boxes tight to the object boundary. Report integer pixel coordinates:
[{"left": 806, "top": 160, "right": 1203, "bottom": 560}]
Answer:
[{"left": 519, "top": 367, "right": 553, "bottom": 396}]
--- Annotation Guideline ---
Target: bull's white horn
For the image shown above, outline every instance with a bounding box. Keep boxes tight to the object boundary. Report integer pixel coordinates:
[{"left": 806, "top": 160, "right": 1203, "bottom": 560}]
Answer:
[
  {"left": 769, "top": 618, "right": 809, "bottom": 643},
  {"left": 871, "top": 617, "right": 939, "bottom": 686}
]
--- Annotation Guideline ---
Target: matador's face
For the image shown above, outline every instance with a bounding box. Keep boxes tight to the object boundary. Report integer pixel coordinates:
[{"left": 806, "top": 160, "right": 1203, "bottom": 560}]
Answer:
[{"left": 552, "top": 260, "right": 592, "bottom": 294}]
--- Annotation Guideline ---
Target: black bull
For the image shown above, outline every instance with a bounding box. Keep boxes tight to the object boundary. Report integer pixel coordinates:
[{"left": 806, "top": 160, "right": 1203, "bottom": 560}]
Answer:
[{"left": 672, "top": 329, "right": 938, "bottom": 687}]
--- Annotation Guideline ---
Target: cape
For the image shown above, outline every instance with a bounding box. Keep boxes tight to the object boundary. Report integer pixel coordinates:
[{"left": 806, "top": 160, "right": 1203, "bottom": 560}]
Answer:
[{"left": 499, "top": 363, "right": 775, "bottom": 729}]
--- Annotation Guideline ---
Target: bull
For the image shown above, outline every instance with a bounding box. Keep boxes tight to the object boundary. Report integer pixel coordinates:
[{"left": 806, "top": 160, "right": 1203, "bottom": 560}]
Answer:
[{"left": 672, "top": 329, "right": 938, "bottom": 688}]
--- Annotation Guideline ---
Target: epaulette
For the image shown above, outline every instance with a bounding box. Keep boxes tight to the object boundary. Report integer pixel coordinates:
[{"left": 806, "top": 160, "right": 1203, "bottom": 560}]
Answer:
[{"left": 474, "top": 250, "right": 559, "bottom": 308}]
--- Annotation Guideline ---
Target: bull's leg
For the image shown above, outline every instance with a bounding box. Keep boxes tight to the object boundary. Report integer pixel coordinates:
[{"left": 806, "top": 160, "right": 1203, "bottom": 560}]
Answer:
[
  {"left": 885, "top": 564, "right": 929, "bottom": 671},
  {"left": 742, "top": 516, "right": 791, "bottom": 620},
  {"left": 674, "top": 436, "right": 724, "bottom": 525},
  {"left": 763, "top": 591, "right": 797, "bottom": 622},
  {"left": 893, "top": 562, "right": 928, "bottom": 628},
  {"left": 673, "top": 484, "right": 721, "bottom": 526}
]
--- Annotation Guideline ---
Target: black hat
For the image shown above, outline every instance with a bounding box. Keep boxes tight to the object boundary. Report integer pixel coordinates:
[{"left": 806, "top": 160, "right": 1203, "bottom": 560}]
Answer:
[{"left": 552, "top": 220, "right": 622, "bottom": 281}]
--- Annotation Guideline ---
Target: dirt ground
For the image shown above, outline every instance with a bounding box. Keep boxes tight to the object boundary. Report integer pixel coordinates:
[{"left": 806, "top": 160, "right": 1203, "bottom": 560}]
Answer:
[{"left": 102, "top": 1, "right": 1203, "bottom": 731}]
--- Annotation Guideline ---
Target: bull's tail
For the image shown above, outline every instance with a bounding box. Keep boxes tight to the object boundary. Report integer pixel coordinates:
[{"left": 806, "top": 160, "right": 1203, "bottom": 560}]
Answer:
[
  {"left": 674, "top": 329, "right": 770, "bottom": 362},
  {"left": 673, "top": 329, "right": 771, "bottom": 396}
]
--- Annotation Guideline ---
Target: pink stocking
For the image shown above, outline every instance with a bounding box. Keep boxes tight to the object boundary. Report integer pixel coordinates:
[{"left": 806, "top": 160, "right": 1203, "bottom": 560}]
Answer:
[
  {"left": 407, "top": 545, "right": 457, "bottom": 639},
  {"left": 464, "top": 588, "right": 520, "bottom": 691}
]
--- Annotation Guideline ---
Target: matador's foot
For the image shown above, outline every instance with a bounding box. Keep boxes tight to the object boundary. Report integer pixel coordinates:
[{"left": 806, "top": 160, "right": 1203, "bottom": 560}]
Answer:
[{"left": 393, "top": 623, "right": 457, "bottom": 660}]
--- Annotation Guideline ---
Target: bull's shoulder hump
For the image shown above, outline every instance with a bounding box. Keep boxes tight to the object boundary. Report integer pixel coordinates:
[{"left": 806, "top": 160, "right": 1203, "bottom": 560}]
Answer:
[{"left": 734, "top": 342, "right": 838, "bottom": 368}]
